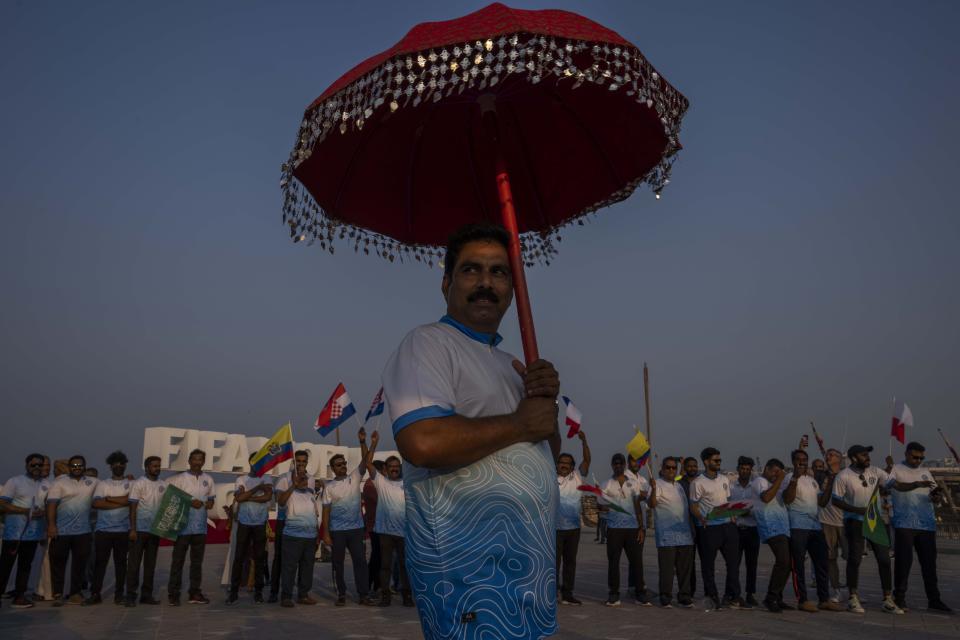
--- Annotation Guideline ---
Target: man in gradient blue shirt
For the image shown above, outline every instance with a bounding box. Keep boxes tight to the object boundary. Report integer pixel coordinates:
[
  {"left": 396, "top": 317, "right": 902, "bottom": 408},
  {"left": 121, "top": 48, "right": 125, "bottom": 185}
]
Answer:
[
  {"left": 647, "top": 457, "right": 694, "bottom": 608},
  {"left": 46, "top": 454, "right": 96, "bottom": 606},
  {"left": 0, "top": 453, "right": 49, "bottom": 609},
  {"left": 227, "top": 452, "right": 273, "bottom": 605},
  {"left": 555, "top": 430, "right": 591, "bottom": 607},
  {"left": 752, "top": 459, "right": 791, "bottom": 613},
  {"left": 166, "top": 449, "right": 215, "bottom": 606},
  {"left": 85, "top": 450, "right": 131, "bottom": 606},
  {"left": 126, "top": 455, "right": 165, "bottom": 607}
]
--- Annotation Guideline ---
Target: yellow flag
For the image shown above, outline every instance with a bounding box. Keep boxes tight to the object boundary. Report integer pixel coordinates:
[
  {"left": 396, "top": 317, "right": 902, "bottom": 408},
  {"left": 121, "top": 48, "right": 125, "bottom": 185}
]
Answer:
[{"left": 626, "top": 430, "right": 651, "bottom": 467}]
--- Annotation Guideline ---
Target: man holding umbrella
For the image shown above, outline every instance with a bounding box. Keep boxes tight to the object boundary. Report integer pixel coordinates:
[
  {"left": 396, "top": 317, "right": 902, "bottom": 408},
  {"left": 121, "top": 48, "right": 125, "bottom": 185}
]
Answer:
[{"left": 383, "top": 223, "right": 561, "bottom": 640}]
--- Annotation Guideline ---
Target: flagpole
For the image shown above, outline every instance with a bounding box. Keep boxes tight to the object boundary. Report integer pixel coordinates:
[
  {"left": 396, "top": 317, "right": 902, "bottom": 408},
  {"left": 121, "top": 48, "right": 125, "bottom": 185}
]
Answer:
[
  {"left": 889, "top": 396, "right": 896, "bottom": 458},
  {"left": 643, "top": 362, "right": 651, "bottom": 446}
]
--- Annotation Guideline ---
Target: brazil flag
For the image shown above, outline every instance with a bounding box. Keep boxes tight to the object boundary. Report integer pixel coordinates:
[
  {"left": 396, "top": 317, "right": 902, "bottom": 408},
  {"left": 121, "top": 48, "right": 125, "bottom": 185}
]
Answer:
[{"left": 863, "top": 486, "right": 890, "bottom": 547}]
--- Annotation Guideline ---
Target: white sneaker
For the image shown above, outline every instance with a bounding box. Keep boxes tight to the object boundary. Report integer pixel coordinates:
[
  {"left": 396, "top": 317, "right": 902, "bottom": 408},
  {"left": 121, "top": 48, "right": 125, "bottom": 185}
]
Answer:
[
  {"left": 847, "top": 595, "right": 865, "bottom": 614},
  {"left": 829, "top": 589, "right": 841, "bottom": 603},
  {"left": 882, "top": 597, "right": 905, "bottom": 615}
]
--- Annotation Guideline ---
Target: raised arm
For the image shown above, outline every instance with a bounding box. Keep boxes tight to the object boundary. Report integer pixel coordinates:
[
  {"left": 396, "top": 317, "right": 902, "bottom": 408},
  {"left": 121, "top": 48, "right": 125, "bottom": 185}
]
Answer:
[
  {"left": 782, "top": 474, "right": 800, "bottom": 504},
  {"left": 759, "top": 469, "right": 785, "bottom": 503},
  {"left": 364, "top": 430, "right": 380, "bottom": 478},
  {"left": 358, "top": 428, "right": 370, "bottom": 477},
  {"left": 577, "top": 431, "right": 591, "bottom": 476},
  {"left": 817, "top": 473, "right": 835, "bottom": 508}
]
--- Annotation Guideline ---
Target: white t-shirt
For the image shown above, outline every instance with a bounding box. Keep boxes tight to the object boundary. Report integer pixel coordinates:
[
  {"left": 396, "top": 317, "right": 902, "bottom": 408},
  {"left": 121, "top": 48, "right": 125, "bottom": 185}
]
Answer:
[
  {"left": 653, "top": 482, "right": 693, "bottom": 547},
  {"left": 600, "top": 476, "right": 642, "bottom": 529},
  {"left": 557, "top": 471, "right": 583, "bottom": 530},
  {"left": 321, "top": 467, "right": 365, "bottom": 532},
  {"left": 168, "top": 471, "right": 216, "bottom": 535},
  {"left": 818, "top": 473, "right": 844, "bottom": 527},
  {"left": 275, "top": 472, "right": 315, "bottom": 521},
  {"left": 1, "top": 475, "right": 50, "bottom": 541},
  {"left": 887, "top": 463, "right": 936, "bottom": 531},
  {"left": 47, "top": 475, "right": 97, "bottom": 535},
  {"left": 372, "top": 473, "right": 406, "bottom": 536},
  {"left": 629, "top": 471, "right": 651, "bottom": 527},
  {"left": 284, "top": 487, "right": 319, "bottom": 538},
  {"left": 729, "top": 479, "right": 758, "bottom": 527},
  {"left": 234, "top": 475, "right": 270, "bottom": 526},
  {"left": 690, "top": 473, "right": 732, "bottom": 526},
  {"left": 833, "top": 466, "right": 889, "bottom": 522},
  {"left": 129, "top": 476, "right": 167, "bottom": 533},
  {"left": 751, "top": 476, "right": 790, "bottom": 542},
  {"left": 93, "top": 478, "right": 132, "bottom": 532},
  {"left": 784, "top": 473, "right": 821, "bottom": 530}
]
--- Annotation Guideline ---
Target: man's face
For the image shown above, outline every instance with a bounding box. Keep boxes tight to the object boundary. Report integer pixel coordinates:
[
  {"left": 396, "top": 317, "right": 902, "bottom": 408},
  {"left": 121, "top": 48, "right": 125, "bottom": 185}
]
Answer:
[
  {"left": 811, "top": 459, "right": 826, "bottom": 473},
  {"left": 736, "top": 463, "right": 753, "bottom": 482},
  {"left": 611, "top": 457, "right": 626, "bottom": 476},
  {"left": 826, "top": 451, "right": 842, "bottom": 474},
  {"left": 704, "top": 453, "right": 722, "bottom": 474},
  {"left": 68, "top": 458, "right": 86, "bottom": 479},
  {"left": 41, "top": 458, "right": 51, "bottom": 478},
  {"left": 905, "top": 448, "right": 925, "bottom": 469},
  {"left": 26, "top": 457, "right": 44, "bottom": 479},
  {"left": 294, "top": 454, "right": 309, "bottom": 475},
  {"left": 793, "top": 452, "right": 808, "bottom": 476},
  {"left": 556, "top": 455, "right": 574, "bottom": 477},
  {"left": 330, "top": 457, "right": 347, "bottom": 478},
  {"left": 146, "top": 459, "right": 162, "bottom": 478},
  {"left": 441, "top": 240, "right": 513, "bottom": 333},
  {"left": 763, "top": 464, "right": 780, "bottom": 482},
  {"left": 684, "top": 459, "right": 699, "bottom": 478},
  {"left": 188, "top": 453, "right": 205, "bottom": 473},
  {"left": 660, "top": 460, "right": 677, "bottom": 481},
  {"left": 386, "top": 459, "right": 402, "bottom": 480},
  {"left": 111, "top": 460, "right": 127, "bottom": 479},
  {"left": 627, "top": 456, "right": 640, "bottom": 473},
  {"left": 852, "top": 452, "right": 871, "bottom": 469}
]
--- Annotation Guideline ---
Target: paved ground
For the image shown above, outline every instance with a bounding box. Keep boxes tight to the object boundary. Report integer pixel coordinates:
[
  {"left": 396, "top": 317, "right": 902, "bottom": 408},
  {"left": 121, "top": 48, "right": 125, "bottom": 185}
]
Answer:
[{"left": 1, "top": 535, "right": 958, "bottom": 639}]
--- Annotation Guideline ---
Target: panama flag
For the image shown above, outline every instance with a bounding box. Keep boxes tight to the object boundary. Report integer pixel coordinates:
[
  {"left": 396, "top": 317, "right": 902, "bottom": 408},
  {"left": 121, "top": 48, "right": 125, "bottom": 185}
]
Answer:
[
  {"left": 891, "top": 397, "right": 913, "bottom": 445},
  {"left": 365, "top": 387, "right": 385, "bottom": 423},
  {"left": 315, "top": 382, "right": 356, "bottom": 437},
  {"left": 561, "top": 396, "right": 582, "bottom": 438}
]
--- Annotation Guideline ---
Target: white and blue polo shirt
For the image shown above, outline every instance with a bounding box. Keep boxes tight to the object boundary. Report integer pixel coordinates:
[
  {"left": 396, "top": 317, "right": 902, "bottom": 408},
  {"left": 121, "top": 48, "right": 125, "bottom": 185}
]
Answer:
[
  {"left": 321, "top": 467, "right": 365, "bottom": 532},
  {"left": 887, "top": 463, "right": 937, "bottom": 531},
  {"left": 93, "top": 478, "right": 132, "bottom": 532},
  {"left": 1, "top": 475, "right": 50, "bottom": 541},
  {"left": 46, "top": 475, "right": 97, "bottom": 535},
  {"left": 653, "top": 481, "right": 694, "bottom": 548},
  {"left": 234, "top": 475, "right": 270, "bottom": 526},
  {"left": 784, "top": 473, "right": 822, "bottom": 531},
  {"left": 128, "top": 476, "right": 166, "bottom": 533},
  {"left": 833, "top": 466, "right": 889, "bottom": 522},
  {"left": 372, "top": 472, "right": 405, "bottom": 537},
  {"left": 167, "top": 471, "right": 215, "bottom": 535},
  {"left": 557, "top": 471, "right": 583, "bottom": 531},
  {"left": 751, "top": 476, "right": 790, "bottom": 542}
]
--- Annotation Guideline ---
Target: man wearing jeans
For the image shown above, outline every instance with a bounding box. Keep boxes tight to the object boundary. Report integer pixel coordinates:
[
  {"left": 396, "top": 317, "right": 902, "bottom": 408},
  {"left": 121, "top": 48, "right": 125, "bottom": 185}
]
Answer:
[
  {"left": 556, "top": 431, "right": 591, "bottom": 606},
  {"left": 321, "top": 430, "right": 373, "bottom": 606},
  {"left": 690, "top": 447, "right": 742, "bottom": 610},
  {"left": 783, "top": 449, "right": 843, "bottom": 612},
  {"left": 167, "top": 449, "right": 215, "bottom": 606},
  {"left": 46, "top": 455, "right": 96, "bottom": 606},
  {"left": 278, "top": 465, "right": 319, "bottom": 607},
  {"left": 832, "top": 445, "right": 899, "bottom": 614},
  {"left": 227, "top": 453, "right": 273, "bottom": 605},
  {"left": 126, "top": 456, "right": 165, "bottom": 606},
  {"left": 888, "top": 442, "right": 952, "bottom": 613}
]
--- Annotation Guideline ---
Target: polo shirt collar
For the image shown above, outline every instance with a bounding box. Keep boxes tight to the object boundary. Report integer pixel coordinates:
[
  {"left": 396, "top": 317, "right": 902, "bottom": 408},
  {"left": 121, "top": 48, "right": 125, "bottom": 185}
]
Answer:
[{"left": 440, "top": 315, "right": 503, "bottom": 347}]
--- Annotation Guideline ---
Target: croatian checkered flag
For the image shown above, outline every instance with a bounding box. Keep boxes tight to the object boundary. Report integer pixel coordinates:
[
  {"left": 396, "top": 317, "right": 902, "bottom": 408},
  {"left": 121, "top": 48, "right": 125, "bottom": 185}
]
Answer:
[
  {"left": 365, "top": 387, "right": 385, "bottom": 424},
  {"left": 315, "top": 382, "right": 356, "bottom": 437}
]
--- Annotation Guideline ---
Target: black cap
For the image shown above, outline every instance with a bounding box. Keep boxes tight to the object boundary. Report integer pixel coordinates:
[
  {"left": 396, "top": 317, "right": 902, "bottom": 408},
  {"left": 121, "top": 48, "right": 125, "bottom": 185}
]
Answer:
[
  {"left": 737, "top": 456, "right": 754, "bottom": 467},
  {"left": 847, "top": 444, "right": 873, "bottom": 457}
]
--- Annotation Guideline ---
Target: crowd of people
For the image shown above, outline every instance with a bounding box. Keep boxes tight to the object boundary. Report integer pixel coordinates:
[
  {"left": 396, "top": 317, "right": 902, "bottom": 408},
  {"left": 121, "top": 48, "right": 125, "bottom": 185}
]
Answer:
[{"left": 557, "top": 433, "right": 951, "bottom": 616}]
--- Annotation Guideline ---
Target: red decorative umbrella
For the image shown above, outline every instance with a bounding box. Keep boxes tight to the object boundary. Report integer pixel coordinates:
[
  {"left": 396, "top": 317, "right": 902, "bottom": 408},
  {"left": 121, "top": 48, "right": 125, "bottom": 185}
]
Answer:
[{"left": 281, "top": 2, "right": 688, "bottom": 363}]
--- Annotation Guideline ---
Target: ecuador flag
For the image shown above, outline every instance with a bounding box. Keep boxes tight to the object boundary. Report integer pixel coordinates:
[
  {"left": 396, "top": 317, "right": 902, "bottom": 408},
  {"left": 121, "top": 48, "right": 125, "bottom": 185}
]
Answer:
[
  {"left": 626, "top": 430, "right": 651, "bottom": 469},
  {"left": 250, "top": 423, "right": 294, "bottom": 477}
]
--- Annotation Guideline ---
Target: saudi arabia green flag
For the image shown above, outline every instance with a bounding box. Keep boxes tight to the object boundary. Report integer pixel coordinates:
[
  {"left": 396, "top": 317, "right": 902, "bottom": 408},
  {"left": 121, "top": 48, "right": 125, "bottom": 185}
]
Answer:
[
  {"left": 149, "top": 484, "right": 193, "bottom": 541},
  {"left": 863, "top": 486, "right": 890, "bottom": 547}
]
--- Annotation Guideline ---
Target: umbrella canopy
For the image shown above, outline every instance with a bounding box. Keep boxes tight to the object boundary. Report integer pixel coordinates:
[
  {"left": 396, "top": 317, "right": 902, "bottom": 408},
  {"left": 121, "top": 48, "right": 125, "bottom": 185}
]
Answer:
[{"left": 281, "top": 2, "right": 688, "bottom": 267}]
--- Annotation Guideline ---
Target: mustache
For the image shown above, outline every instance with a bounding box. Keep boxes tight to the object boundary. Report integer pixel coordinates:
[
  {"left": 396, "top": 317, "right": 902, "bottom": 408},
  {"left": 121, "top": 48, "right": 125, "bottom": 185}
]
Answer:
[{"left": 467, "top": 289, "right": 499, "bottom": 304}]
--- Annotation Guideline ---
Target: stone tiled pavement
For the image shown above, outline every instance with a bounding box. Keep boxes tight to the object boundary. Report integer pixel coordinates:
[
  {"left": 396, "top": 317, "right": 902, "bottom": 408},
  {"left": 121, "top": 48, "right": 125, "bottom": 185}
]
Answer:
[{"left": 2, "top": 535, "right": 958, "bottom": 639}]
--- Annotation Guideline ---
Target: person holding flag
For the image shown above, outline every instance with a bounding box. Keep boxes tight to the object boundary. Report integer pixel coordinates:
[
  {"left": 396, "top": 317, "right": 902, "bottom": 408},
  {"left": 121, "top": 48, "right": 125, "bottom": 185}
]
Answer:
[
  {"left": 556, "top": 429, "right": 591, "bottom": 606},
  {"left": 647, "top": 457, "right": 695, "bottom": 608},
  {"left": 227, "top": 452, "right": 275, "bottom": 605},
  {"left": 270, "top": 449, "right": 313, "bottom": 603},
  {"left": 600, "top": 453, "right": 648, "bottom": 607},
  {"left": 0, "top": 453, "right": 49, "bottom": 609},
  {"left": 831, "top": 445, "right": 899, "bottom": 614},
  {"left": 166, "top": 449, "right": 216, "bottom": 606},
  {"left": 125, "top": 455, "right": 165, "bottom": 607},
  {"left": 321, "top": 428, "right": 373, "bottom": 606},
  {"left": 728, "top": 456, "right": 760, "bottom": 609},
  {"left": 887, "top": 442, "right": 952, "bottom": 613},
  {"left": 689, "top": 447, "right": 742, "bottom": 610}
]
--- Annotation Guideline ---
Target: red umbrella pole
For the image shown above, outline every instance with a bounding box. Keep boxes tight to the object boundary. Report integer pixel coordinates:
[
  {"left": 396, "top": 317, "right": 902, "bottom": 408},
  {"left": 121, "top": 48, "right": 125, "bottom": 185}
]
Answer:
[{"left": 495, "top": 154, "right": 539, "bottom": 364}]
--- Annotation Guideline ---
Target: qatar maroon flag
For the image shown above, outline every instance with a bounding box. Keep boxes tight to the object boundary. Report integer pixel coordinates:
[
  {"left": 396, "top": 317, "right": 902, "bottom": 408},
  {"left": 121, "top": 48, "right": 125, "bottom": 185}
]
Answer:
[{"left": 891, "top": 398, "right": 913, "bottom": 444}]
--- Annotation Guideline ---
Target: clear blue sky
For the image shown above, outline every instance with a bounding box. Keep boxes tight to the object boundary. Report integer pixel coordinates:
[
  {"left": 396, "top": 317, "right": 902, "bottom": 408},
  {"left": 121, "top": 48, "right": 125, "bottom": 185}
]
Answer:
[{"left": 2, "top": 1, "right": 958, "bottom": 479}]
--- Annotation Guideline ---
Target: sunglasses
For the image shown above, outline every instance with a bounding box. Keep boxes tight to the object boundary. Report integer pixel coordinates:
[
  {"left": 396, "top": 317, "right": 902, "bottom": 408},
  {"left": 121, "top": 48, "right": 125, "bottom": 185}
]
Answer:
[
  {"left": 28, "top": 462, "right": 43, "bottom": 468},
  {"left": 858, "top": 473, "right": 868, "bottom": 488}
]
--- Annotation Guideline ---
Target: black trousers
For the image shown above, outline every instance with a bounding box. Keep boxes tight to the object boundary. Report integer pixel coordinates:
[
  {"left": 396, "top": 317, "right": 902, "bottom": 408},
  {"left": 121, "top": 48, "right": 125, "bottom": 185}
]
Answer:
[
  {"left": 556, "top": 528, "right": 580, "bottom": 596},
  {"left": 368, "top": 531, "right": 382, "bottom": 591},
  {"left": 893, "top": 528, "right": 940, "bottom": 604},
  {"left": 764, "top": 535, "right": 792, "bottom": 602},
  {"left": 606, "top": 527, "right": 644, "bottom": 597},
  {"left": 689, "top": 525, "right": 698, "bottom": 595},
  {"left": 126, "top": 531, "right": 160, "bottom": 598},
  {"left": 231, "top": 523, "right": 267, "bottom": 593},
  {"left": 844, "top": 518, "right": 891, "bottom": 592},
  {"left": 270, "top": 519, "right": 285, "bottom": 596},
  {"left": 379, "top": 534, "right": 410, "bottom": 595},
  {"left": 168, "top": 533, "right": 206, "bottom": 596},
  {"left": 657, "top": 545, "right": 694, "bottom": 601},
  {"left": 697, "top": 523, "right": 740, "bottom": 599},
  {"left": 50, "top": 533, "right": 92, "bottom": 597},
  {"left": 0, "top": 540, "right": 39, "bottom": 598},
  {"left": 280, "top": 536, "right": 316, "bottom": 599},
  {"left": 91, "top": 531, "right": 128, "bottom": 597},
  {"left": 790, "top": 528, "right": 830, "bottom": 603},
  {"left": 331, "top": 528, "right": 368, "bottom": 597},
  {"left": 737, "top": 525, "right": 759, "bottom": 595}
]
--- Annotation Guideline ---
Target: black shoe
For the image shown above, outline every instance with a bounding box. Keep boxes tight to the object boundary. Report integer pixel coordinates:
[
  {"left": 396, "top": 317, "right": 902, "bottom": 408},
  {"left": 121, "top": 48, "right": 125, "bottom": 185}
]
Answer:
[
  {"left": 659, "top": 596, "right": 672, "bottom": 608},
  {"left": 745, "top": 594, "right": 759, "bottom": 608},
  {"left": 402, "top": 594, "right": 415, "bottom": 607},
  {"left": 636, "top": 592, "right": 652, "bottom": 606},
  {"left": 254, "top": 592, "right": 264, "bottom": 604},
  {"left": 678, "top": 597, "right": 694, "bottom": 608},
  {"left": 125, "top": 596, "right": 137, "bottom": 608},
  {"left": 140, "top": 596, "right": 160, "bottom": 605},
  {"left": 280, "top": 598, "right": 294, "bottom": 608},
  {"left": 928, "top": 600, "right": 953, "bottom": 613},
  {"left": 168, "top": 594, "right": 180, "bottom": 607},
  {"left": 378, "top": 593, "right": 391, "bottom": 607},
  {"left": 335, "top": 595, "right": 346, "bottom": 607},
  {"left": 721, "top": 596, "right": 741, "bottom": 610},
  {"left": 764, "top": 598, "right": 782, "bottom": 613},
  {"left": 710, "top": 595, "right": 725, "bottom": 610},
  {"left": 894, "top": 597, "right": 909, "bottom": 612},
  {"left": 358, "top": 596, "right": 376, "bottom": 606},
  {"left": 81, "top": 594, "right": 102, "bottom": 606},
  {"left": 267, "top": 593, "right": 278, "bottom": 604},
  {"left": 560, "top": 593, "right": 583, "bottom": 606},
  {"left": 226, "top": 592, "right": 239, "bottom": 605},
  {"left": 778, "top": 599, "right": 794, "bottom": 611},
  {"left": 188, "top": 592, "right": 210, "bottom": 605}
]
